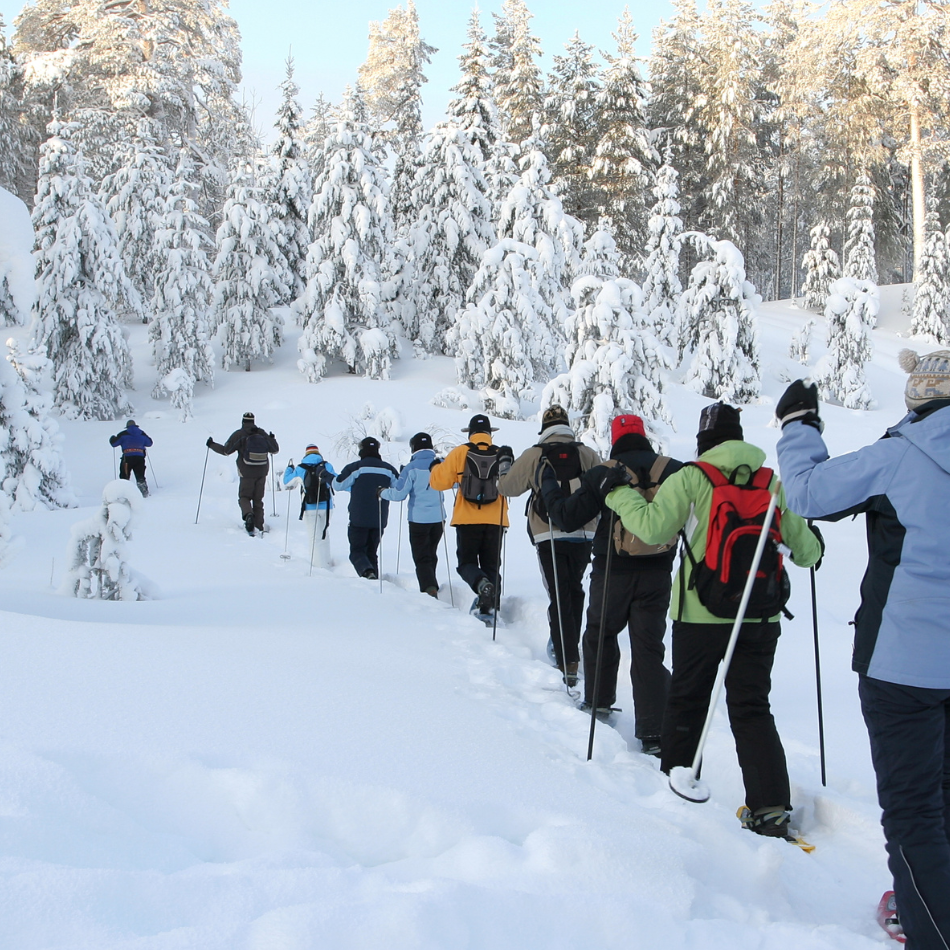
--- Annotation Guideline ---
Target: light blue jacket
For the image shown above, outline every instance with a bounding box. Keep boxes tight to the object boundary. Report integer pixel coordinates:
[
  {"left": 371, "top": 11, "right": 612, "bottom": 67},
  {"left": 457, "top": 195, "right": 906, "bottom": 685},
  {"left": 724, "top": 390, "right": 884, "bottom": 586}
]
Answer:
[
  {"left": 380, "top": 448, "right": 445, "bottom": 524},
  {"left": 777, "top": 406, "right": 950, "bottom": 689},
  {"left": 283, "top": 453, "right": 336, "bottom": 511}
]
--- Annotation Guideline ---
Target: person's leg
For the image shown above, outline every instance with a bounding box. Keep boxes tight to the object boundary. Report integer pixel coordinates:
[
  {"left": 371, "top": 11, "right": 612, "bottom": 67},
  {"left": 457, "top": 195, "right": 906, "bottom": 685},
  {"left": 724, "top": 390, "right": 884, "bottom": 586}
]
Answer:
[
  {"left": 456, "top": 525, "right": 487, "bottom": 593},
  {"left": 477, "top": 523, "right": 503, "bottom": 594},
  {"left": 128, "top": 456, "right": 148, "bottom": 494},
  {"left": 305, "top": 508, "right": 331, "bottom": 568},
  {"left": 238, "top": 477, "right": 254, "bottom": 526},
  {"left": 348, "top": 525, "right": 373, "bottom": 576},
  {"left": 860, "top": 675, "right": 950, "bottom": 950},
  {"left": 565, "top": 541, "right": 592, "bottom": 653},
  {"left": 723, "top": 621, "right": 790, "bottom": 812},
  {"left": 409, "top": 522, "right": 440, "bottom": 591},
  {"left": 251, "top": 474, "right": 266, "bottom": 530},
  {"left": 626, "top": 570, "right": 673, "bottom": 740},
  {"left": 367, "top": 527, "right": 382, "bottom": 575},
  {"left": 536, "top": 542, "right": 565, "bottom": 666},
  {"left": 118, "top": 457, "right": 131, "bottom": 480},
  {"left": 580, "top": 570, "right": 629, "bottom": 707}
]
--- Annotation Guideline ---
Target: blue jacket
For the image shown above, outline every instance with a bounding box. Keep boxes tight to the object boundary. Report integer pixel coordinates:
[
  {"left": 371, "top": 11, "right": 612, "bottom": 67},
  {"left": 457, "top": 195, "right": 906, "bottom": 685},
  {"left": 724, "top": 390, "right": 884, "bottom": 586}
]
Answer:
[
  {"left": 110, "top": 425, "right": 152, "bottom": 456},
  {"left": 380, "top": 449, "right": 445, "bottom": 524},
  {"left": 777, "top": 404, "right": 950, "bottom": 689},
  {"left": 283, "top": 453, "right": 337, "bottom": 511},
  {"left": 334, "top": 455, "right": 398, "bottom": 529}
]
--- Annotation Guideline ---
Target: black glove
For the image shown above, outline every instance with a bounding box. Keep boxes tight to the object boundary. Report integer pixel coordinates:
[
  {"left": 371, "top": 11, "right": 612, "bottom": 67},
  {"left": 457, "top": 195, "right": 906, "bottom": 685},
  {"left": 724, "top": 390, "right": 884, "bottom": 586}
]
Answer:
[
  {"left": 376, "top": 486, "right": 385, "bottom": 498},
  {"left": 497, "top": 445, "right": 514, "bottom": 476},
  {"left": 776, "top": 380, "right": 823, "bottom": 432},
  {"left": 590, "top": 464, "right": 632, "bottom": 501},
  {"left": 429, "top": 457, "right": 443, "bottom": 471},
  {"left": 269, "top": 431, "right": 275, "bottom": 438},
  {"left": 808, "top": 523, "right": 825, "bottom": 570},
  {"left": 206, "top": 436, "right": 214, "bottom": 447}
]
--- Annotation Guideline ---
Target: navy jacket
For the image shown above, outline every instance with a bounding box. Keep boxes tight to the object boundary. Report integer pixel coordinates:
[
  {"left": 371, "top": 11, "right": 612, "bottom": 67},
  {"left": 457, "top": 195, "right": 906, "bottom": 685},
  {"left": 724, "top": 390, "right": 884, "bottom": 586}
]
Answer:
[
  {"left": 110, "top": 425, "right": 152, "bottom": 457},
  {"left": 334, "top": 455, "right": 398, "bottom": 529}
]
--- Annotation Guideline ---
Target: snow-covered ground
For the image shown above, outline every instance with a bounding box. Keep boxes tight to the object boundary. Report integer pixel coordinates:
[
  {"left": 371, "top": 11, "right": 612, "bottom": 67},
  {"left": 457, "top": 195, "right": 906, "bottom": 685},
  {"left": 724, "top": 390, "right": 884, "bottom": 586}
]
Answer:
[{"left": 0, "top": 277, "right": 929, "bottom": 947}]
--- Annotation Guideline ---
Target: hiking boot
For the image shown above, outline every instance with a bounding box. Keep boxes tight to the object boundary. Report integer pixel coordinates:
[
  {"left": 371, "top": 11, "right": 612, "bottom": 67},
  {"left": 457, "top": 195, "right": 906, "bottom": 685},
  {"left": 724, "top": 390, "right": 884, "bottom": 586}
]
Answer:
[
  {"left": 244, "top": 514, "right": 255, "bottom": 536},
  {"left": 639, "top": 736, "right": 662, "bottom": 758},
  {"left": 562, "top": 662, "right": 579, "bottom": 687},
  {"left": 362, "top": 569, "right": 378, "bottom": 580},
  {"left": 737, "top": 805, "right": 792, "bottom": 838},
  {"left": 425, "top": 586, "right": 439, "bottom": 598},
  {"left": 476, "top": 577, "right": 495, "bottom": 614}
]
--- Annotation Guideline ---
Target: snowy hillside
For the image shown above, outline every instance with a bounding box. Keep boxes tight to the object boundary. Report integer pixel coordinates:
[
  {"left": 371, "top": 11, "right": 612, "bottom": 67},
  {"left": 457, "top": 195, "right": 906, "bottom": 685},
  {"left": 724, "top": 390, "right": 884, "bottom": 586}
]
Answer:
[{"left": 0, "top": 292, "right": 928, "bottom": 949}]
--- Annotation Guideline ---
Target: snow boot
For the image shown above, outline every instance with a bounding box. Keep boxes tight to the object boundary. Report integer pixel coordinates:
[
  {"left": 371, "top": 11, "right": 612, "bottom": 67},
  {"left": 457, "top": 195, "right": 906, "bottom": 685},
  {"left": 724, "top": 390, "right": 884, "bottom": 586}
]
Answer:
[
  {"left": 639, "top": 736, "right": 661, "bottom": 758},
  {"left": 737, "top": 805, "right": 792, "bottom": 838},
  {"left": 476, "top": 577, "right": 495, "bottom": 614},
  {"left": 561, "top": 661, "right": 579, "bottom": 688},
  {"left": 244, "top": 514, "right": 255, "bottom": 536},
  {"left": 425, "top": 586, "right": 439, "bottom": 598},
  {"left": 362, "top": 568, "right": 378, "bottom": 580}
]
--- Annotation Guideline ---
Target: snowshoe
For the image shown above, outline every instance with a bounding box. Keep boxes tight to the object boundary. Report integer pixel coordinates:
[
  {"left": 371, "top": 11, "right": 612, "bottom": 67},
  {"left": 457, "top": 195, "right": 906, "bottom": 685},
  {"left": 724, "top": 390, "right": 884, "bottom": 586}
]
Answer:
[
  {"left": 469, "top": 597, "right": 500, "bottom": 628},
  {"left": 476, "top": 578, "right": 496, "bottom": 614},
  {"left": 244, "top": 515, "right": 255, "bottom": 536},
  {"left": 737, "top": 806, "right": 815, "bottom": 852},
  {"left": 546, "top": 638, "right": 557, "bottom": 665},
  {"left": 577, "top": 700, "right": 620, "bottom": 720},
  {"left": 876, "top": 891, "right": 906, "bottom": 943}
]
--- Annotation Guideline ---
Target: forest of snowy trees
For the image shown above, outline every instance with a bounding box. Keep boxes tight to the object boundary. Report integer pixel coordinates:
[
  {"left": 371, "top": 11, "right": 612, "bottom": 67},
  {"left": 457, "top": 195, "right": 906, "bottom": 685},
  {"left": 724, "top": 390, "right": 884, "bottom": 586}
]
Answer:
[{"left": 2, "top": 0, "right": 950, "bottom": 433}]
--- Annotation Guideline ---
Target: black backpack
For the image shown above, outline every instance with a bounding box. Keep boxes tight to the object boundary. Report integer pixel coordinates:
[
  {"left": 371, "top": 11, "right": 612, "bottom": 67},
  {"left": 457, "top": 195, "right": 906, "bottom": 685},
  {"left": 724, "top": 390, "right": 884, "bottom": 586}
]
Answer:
[
  {"left": 242, "top": 430, "right": 271, "bottom": 466},
  {"left": 299, "top": 461, "right": 334, "bottom": 521},
  {"left": 460, "top": 443, "right": 500, "bottom": 507},
  {"left": 531, "top": 441, "right": 582, "bottom": 523}
]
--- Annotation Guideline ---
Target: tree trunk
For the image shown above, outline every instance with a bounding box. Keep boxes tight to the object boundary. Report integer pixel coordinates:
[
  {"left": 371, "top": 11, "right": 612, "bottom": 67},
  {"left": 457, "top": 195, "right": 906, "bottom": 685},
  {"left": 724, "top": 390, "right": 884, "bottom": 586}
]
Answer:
[{"left": 910, "top": 99, "right": 926, "bottom": 281}]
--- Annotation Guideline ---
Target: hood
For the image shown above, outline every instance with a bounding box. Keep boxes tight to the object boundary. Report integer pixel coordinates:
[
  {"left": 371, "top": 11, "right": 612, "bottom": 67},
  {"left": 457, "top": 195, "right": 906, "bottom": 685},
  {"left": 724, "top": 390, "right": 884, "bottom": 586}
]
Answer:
[
  {"left": 301, "top": 452, "right": 323, "bottom": 464},
  {"left": 469, "top": 432, "right": 493, "bottom": 448},
  {"left": 406, "top": 448, "right": 436, "bottom": 469},
  {"left": 893, "top": 406, "right": 950, "bottom": 476},
  {"left": 696, "top": 440, "right": 766, "bottom": 478},
  {"left": 538, "top": 424, "right": 576, "bottom": 444}
]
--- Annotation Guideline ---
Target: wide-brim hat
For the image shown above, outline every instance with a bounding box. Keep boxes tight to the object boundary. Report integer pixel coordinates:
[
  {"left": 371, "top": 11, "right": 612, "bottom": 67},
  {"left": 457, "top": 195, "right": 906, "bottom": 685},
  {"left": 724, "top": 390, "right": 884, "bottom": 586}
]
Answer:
[{"left": 461, "top": 413, "right": 498, "bottom": 434}]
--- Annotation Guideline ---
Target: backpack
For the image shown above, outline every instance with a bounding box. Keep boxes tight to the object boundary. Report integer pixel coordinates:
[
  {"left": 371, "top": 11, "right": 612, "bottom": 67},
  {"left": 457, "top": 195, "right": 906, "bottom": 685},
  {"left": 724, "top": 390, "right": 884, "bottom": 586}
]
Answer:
[
  {"left": 299, "top": 461, "right": 334, "bottom": 522},
  {"left": 606, "top": 456, "right": 678, "bottom": 557},
  {"left": 531, "top": 441, "right": 583, "bottom": 523},
  {"left": 242, "top": 430, "right": 271, "bottom": 466},
  {"left": 681, "top": 461, "right": 790, "bottom": 620},
  {"left": 460, "top": 443, "right": 500, "bottom": 507}
]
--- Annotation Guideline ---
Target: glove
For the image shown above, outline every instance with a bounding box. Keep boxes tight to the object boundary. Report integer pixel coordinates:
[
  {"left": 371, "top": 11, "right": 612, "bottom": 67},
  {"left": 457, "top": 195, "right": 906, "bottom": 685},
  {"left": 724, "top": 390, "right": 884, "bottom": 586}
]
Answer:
[
  {"left": 808, "top": 523, "right": 825, "bottom": 570},
  {"left": 376, "top": 486, "right": 385, "bottom": 498},
  {"left": 776, "top": 380, "right": 823, "bottom": 432},
  {"left": 206, "top": 436, "right": 214, "bottom": 447},
  {"left": 590, "top": 464, "right": 632, "bottom": 501},
  {"left": 429, "top": 457, "right": 443, "bottom": 471},
  {"left": 497, "top": 445, "right": 514, "bottom": 476},
  {"left": 269, "top": 431, "right": 275, "bottom": 438}
]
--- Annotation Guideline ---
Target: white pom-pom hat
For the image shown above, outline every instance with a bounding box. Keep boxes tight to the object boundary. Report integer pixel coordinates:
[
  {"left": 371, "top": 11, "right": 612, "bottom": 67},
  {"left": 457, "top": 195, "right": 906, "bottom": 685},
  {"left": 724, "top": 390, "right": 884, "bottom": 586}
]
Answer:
[{"left": 899, "top": 348, "right": 950, "bottom": 409}]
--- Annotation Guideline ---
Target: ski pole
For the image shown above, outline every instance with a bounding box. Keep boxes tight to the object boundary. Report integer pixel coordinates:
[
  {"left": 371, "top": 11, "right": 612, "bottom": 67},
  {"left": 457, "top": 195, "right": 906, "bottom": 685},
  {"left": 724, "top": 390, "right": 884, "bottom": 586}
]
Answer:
[
  {"left": 270, "top": 456, "right": 277, "bottom": 517},
  {"left": 587, "top": 511, "right": 615, "bottom": 761},
  {"left": 377, "top": 492, "right": 384, "bottom": 594},
  {"left": 810, "top": 558, "right": 827, "bottom": 787},
  {"left": 396, "top": 500, "right": 404, "bottom": 572},
  {"left": 669, "top": 483, "right": 781, "bottom": 803},
  {"left": 548, "top": 513, "right": 574, "bottom": 696},
  {"left": 147, "top": 453, "right": 159, "bottom": 489},
  {"left": 492, "top": 498, "right": 506, "bottom": 642},
  {"left": 441, "top": 521, "right": 455, "bottom": 606},
  {"left": 195, "top": 446, "right": 210, "bottom": 524},
  {"left": 281, "top": 467, "right": 292, "bottom": 560},
  {"left": 113, "top": 447, "right": 118, "bottom": 479}
]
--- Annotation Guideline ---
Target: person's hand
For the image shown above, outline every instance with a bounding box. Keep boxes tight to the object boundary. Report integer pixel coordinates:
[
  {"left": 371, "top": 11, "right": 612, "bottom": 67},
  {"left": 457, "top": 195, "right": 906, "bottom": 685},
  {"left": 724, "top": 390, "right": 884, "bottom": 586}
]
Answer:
[
  {"left": 497, "top": 445, "right": 514, "bottom": 476},
  {"left": 808, "top": 523, "right": 825, "bottom": 570},
  {"left": 429, "top": 457, "right": 443, "bottom": 471},
  {"left": 206, "top": 436, "right": 213, "bottom": 447},
  {"left": 268, "top": 431, "right": 275, "bottom": 439},
  {"left": 376, "top": 487, "right": 385, "bottom": 498},
  {"left": 591, "top": 464, "right": 632, "bottom": 500},
  {"left": 776, "top": 380, "right": 823, "bottom": 432}
]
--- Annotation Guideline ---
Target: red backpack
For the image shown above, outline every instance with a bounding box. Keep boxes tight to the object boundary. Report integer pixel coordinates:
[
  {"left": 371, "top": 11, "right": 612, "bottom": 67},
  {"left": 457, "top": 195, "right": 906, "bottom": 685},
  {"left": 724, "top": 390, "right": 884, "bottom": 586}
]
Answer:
[{"left": 681, "top": 462, "right": 790, "bottom": 620}]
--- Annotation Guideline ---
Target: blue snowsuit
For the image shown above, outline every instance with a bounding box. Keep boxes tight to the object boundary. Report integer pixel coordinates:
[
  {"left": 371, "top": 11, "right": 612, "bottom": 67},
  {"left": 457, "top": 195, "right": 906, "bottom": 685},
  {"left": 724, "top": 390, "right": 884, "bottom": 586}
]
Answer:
[
  {"left": 778, "top": 402, "right": 950, "bottom": 950},
  {"left": 334, "top": 454, "right": 398, "bottom": 578},
  {"left": 283, "top": 453, "right": 337, "bottom": 512}
]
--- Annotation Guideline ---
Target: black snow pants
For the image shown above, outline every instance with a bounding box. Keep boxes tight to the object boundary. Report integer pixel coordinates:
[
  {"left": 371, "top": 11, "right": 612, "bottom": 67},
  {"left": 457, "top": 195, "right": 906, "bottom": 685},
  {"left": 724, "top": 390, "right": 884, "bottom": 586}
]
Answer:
[
  {"left": 536, "top": 539, "right": 592, "bottom": 669},
  {"left": 120, "top": 455, "right": 148, "bottom": 494},
  {"left": 456, "top": 523, "right": 503, "bottom": 601},
  {"left": 348, "top": 525, "right": 382, "bottom": 577},
  {"left": 409, "top": 521, "right": 443, "bottom": 592}
]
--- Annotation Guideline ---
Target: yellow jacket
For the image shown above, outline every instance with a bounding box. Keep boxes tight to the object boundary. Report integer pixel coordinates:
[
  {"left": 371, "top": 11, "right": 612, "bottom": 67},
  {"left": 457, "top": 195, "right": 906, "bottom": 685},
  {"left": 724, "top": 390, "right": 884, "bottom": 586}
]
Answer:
[{"left": 429, "top": 432, "right": 510, "bottom": 527}]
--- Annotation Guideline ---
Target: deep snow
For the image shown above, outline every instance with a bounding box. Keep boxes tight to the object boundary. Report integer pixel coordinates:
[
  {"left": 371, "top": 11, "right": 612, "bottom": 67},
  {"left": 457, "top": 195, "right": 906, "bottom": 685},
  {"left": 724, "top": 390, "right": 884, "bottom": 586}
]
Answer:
[{"left": 0, "top": 278, "right": 929, "bottom": 948}]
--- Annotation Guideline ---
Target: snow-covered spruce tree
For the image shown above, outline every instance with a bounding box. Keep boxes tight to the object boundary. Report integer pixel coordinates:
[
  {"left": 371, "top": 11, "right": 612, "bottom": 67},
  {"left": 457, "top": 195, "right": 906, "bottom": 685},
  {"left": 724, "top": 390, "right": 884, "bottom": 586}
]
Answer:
[
  {"left": 303, "top": 94, "right": 335, "bottom": 180},
  {"left": 590, "top": 9, "right": 656, "bottom": 264},
  {"left": 817, "top": 276, "right": 876, "bottom": 409},
  {"left": 0, "top": 183, "right": 35, "bottom": 327},
  {"left": 678, "top": 236, "right": 761, "bottom": 403},
  {"left": 789, "top": 317, "right": 815, "bottom": 365},
  {"left": 0, "top": 17, "right": 30, "bottom": 200},
  {"left": 447, "top": 9, "right": 497, "bottom": 162},
  {"left": 63, "top": 479, "right": 151, "bottom": 601},
  {"left": 485, "top": 137, "right": 521, "bottom": 225},
  {"left": 844, "top": 171, "right": 878, "bottom": 285},
  {"left": 150, "top": 150, "right": 215, "bottom": 406},
  {"left": 641, "top": 160, "right": 684, "bottom": 346},
  {"left": 264, "top": 56, "right": 312, "bottom": 303},
  {"left": 1, "top": 340, "right": 74, "bottom": 511},
  {"left": 800, "top": 221, "right": 841, "bottom": 311},
  {"left": 406, "top": 124, "right": 495, "bottom": 353},
  {"left": 909, "top": 211, "right": 950, "bottom": 344},
  {"left": 489, "top": 0, "right": 544, "bottom": 147},
  {"left": 101, "top": 118, "right": 173, "bottom": 323},
  {"left": 212, "top": 163, "right": 286, "bottom": 373},
  {"left": 31, "top": 119, "right": 137, "bottom": 420},
  {"left": 294, "top": 85, "right": 397, "bottom": 381}
]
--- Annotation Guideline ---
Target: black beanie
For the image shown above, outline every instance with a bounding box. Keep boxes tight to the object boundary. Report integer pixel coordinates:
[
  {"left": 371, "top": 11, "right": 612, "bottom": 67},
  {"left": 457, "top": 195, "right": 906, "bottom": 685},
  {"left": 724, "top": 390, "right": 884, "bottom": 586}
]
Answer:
[
  {"left": 359, "top": 436, "right": 381, "bottom": 458},
  {"left": 696, "top": 402, "right": 743, "bottom": 455},
  {"left": 410, "top": 432, "right": 433, "bottom": 452}
]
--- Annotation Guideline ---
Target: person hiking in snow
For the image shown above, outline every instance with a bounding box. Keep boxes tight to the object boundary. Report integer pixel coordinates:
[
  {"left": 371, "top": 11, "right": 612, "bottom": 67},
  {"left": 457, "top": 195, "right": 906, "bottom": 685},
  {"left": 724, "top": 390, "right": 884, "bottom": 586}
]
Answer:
[
  {"left": 776, "top": 352, "right": 950, "bottom": 948},
  {"left": 207, "top": 412, "right": 279, "bottom": 536},
  {"left": 430, "top": 414, "right": 511, "bottom": 618},
  {"left": 333, "top": 437, "right": 398, "bottom": 580},
  {"left": 498, "top": 405, "right": 600, "bottom": 685},
  {"left": 380, "top": 432, "right": 446, "bottom": 597},
  {"left": 109, "top": 420, "right": 152, "bottom": 497},
  {"left": 283, "top": 444, "right": 337, "bottom": 570},
  {"left": 539, "top": 414, "right": 682, "bottom": 751},
  {"left": 604, "top": 403, "right": 822, "bottom": 835}
]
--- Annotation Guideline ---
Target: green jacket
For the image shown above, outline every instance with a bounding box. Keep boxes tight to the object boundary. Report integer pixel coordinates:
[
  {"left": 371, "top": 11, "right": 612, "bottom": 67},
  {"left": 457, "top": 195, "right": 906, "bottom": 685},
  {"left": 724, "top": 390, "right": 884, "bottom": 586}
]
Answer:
[{"left": 605, "top": 440, "right": 821, "bottom": 624}]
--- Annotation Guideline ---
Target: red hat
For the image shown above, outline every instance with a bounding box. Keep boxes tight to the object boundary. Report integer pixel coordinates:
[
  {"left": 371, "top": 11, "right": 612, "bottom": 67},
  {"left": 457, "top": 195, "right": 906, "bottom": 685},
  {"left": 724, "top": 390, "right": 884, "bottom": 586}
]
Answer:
[{"left": 611, "top": 414, "right": 645, "bottom": 444}]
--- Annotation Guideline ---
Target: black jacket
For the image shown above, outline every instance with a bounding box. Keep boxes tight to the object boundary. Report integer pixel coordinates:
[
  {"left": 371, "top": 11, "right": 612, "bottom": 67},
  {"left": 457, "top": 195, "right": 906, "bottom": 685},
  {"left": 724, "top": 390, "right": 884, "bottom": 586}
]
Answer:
[{"left": 209, "top": 422, "right": 279, "bottom": 477}]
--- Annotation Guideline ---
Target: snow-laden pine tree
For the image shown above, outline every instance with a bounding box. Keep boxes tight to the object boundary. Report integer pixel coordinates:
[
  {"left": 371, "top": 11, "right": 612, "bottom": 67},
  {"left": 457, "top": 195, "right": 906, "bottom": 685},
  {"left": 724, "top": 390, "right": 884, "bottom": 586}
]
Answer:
[
  {"left": 212, "top": 163, "right": 286, "bottom": 373},
  {"left": 150, "top": 150, "right": 215, "bottom": 407},
  {"left": 101, "top": 118, "right": 173, "bottom": 323},
  {"left": 0, "top": 17, "right": 30, "bottom": 201},
  {"left": 641, "top": 160, "right": 684, "bottom": 345},
  {"left": 789, "top": 316, "right": 815, "bottom": 365},
  {"left": 32, "top": 119, "right": 136, "bottom": 420},
  {"left": 1, "top": 340, "right": 73, "bottom": 511},
  {"left": 485, "top": 138, "right": 521, "bottom": 224},
  {"left": 909, "top": 211, "right": 950, "bottom": 344},
  {"left": 543, "top": 226, "right": 672, "bottom": 453},
  {"left": 406, "top": 124, "right": 495, "bottom": 353},
  {"left": 489, "top": 0, "right": 544, "bottom": 147},
  {"left": 303, "top": 94, "right": 335, "bottom": 181},
  {"left": 294, "top": 85, "right": 397, "bottom": 381},
  {"left": 263, "top": 57, "right": 312, "bottom": 303},
  {"left": 63, "top": 479, "right": 151, "bottom": 600},
  {"left": 590, "top": 10, "right": 656, "bottom": 264},
  {"left": 447, "top": 9, "right": 497, "bottom": 162},
  {"left": 800, "top": 221, "right": 841, "bottom": 311},
  {"left": 678, "top": 236, "right": 761, "bottom": 403},
  {"left": 844, "top": 171, "right": 878, "bottom": 285},
  {"left": 817, "top": 276, "right": 876, "bottom": 409}
]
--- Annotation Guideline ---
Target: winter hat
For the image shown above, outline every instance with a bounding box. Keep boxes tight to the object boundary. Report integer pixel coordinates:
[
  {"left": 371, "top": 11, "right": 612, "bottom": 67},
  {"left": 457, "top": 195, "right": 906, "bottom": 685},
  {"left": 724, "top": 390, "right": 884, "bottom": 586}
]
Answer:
[
  {"left": 359, "top": 436, "right": 381, "bottom": 458},
  {"left": 126, "top": 419, "right": 136, "bottom": 428},
  {"left": 697, "top": 402, "right": 744, "bottom": 455},
  {"left": 462, "top": 413, "right": 499, "bottom": 434},
  {"left": 304, "top": 444, "right": 320, "bottom": 456},
  {"left": 410, "top": 432, "right": 433, "bottom": 452},
  {"left": 538, "top": 404, "right": 570, "bottom": 434},
  {"left": 899, "top": 348, "right": 950, "bottom": 409},
  {"left": 611, "top": 414, "right": 646, "bottom": 444},
  {"left": 242, "top": 411, "right": 255, "bottom": 423}
]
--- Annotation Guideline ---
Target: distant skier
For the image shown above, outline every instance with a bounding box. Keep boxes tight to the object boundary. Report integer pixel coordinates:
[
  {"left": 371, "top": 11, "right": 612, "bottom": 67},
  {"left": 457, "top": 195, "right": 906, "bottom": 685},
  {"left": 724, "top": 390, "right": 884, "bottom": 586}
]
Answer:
[
  {"left": 283, "top": 444, "right": 337, "bottom": 569},
  {"left": 380, "top": 432, "right": 446, "bottom": 597},
  {"left": 333, "top": 437, "right": 398, "bottom": 580},
  {"left": 207, "top": 412, "right": 279, "bottom": 536},
  {"left": 109, "top": 420, "right": 152, "bottom": 497},
  {"left": 777, "top": 352, "right": 950, "bottom": 947}
]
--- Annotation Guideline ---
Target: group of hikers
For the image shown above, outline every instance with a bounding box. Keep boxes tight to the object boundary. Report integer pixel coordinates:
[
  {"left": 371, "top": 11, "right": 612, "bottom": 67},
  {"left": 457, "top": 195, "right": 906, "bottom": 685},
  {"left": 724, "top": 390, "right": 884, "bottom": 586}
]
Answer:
[{"left": 109, "top": 348, "right": 950, "bottom": 948}]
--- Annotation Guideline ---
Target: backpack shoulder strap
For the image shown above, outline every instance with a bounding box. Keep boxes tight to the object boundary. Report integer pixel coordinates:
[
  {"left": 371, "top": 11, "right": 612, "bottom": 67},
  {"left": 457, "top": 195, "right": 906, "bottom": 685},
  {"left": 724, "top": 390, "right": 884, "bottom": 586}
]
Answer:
[
  {"left": 751, "top": 465, "right": 774, "bottom": 490},
  {"left": 649, "top": 455, "right": 672, "bottom": 484},
  {"left": 691, "top": 460, "right": 728, "bottom": 487}
]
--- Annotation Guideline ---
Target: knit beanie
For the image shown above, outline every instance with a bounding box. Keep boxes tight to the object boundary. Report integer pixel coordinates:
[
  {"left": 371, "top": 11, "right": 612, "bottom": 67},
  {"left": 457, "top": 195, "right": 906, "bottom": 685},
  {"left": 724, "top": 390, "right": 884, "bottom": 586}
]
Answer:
[
  {"left": 410, "top": 432, "right": 433, "bottom": 452},
  {"left": 538, "top": 404, "right": 569, "bottom": 434},
  {"left": 126, "top": 419, "right": 136, "bottom": 428},
  {"left": 611, "top": 414, "right": 646, "bottom": 444},
  {"left": 697, "top": 402, "right": 743, "bottom": 455},
  {"left": 899, "top": 348, "right": 950, "bottom": 410},
  {"left": 305, "top": 444, "right": 320, "bottom": 456},
  {"left": 243, "top": 411, "right": 255, "bottom": 423},
  {"left": 359, "top": 436, "right": 381, "bottom": 458}
]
